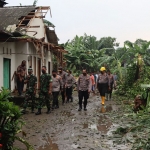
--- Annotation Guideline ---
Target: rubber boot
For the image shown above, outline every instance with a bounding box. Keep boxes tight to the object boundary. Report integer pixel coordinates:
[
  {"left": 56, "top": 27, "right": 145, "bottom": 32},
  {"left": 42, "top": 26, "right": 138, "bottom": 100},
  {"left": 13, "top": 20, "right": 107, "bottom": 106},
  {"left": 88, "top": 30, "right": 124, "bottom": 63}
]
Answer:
[
  {"left": 101, "top": 96, "right": 105, "bottom": 105},
  {"left": 35, "top": 108, "right": 41, "bottom": 115},
  {"left": 101, "top": 96, "right": 103, "bottom": 104}
]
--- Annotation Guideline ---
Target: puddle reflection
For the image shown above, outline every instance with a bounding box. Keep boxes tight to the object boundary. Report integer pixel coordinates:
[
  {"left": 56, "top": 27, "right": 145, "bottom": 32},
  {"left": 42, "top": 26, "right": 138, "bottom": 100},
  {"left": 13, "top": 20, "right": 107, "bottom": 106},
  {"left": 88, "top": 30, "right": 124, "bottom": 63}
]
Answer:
[{"left": 98, "top": 105, "right": 113, "bottom": 113}]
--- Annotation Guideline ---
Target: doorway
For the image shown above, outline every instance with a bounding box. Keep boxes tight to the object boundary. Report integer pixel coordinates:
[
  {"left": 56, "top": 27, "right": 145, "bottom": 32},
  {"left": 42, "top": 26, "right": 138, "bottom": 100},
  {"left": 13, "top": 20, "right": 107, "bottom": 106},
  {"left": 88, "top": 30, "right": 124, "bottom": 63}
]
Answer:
[{"left": 3, "top": 58, "right": 11, "bottom": 89}]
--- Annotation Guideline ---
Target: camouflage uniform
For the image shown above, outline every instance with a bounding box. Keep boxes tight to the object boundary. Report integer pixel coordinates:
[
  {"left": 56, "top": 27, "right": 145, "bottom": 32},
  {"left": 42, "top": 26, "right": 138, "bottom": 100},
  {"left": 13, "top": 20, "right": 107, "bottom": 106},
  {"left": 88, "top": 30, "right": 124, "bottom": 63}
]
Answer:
[
  {"left": 23, "top": 74, "right": 37, "bottom": 112},
  {"left": 37, "top": 73, "right": 52, "bottom": 110}
]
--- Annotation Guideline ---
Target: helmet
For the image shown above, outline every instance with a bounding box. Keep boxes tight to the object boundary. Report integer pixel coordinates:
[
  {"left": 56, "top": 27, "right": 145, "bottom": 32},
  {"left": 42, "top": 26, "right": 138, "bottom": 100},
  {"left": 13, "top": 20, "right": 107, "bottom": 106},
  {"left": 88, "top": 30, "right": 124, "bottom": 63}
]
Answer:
[{"left": 100, "top": 67, "right": 106, "bottom": 71}]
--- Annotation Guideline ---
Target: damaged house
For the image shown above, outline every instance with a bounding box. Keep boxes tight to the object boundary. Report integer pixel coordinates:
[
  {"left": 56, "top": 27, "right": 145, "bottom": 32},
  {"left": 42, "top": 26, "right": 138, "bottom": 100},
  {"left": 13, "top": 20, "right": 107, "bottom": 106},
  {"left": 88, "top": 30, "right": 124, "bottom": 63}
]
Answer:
[{"left": 0, "top": 4, "right": 66, "bottom": 90}]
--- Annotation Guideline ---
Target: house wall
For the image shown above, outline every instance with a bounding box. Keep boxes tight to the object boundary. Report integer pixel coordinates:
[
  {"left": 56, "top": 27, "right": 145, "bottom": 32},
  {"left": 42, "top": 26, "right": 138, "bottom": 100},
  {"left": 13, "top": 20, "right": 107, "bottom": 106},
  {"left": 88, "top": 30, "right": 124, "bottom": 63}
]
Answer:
[
  {"left": 26, "top": 15, "right": 48, "bottom": 42},
  {"left": 0, "top": 42, "right": 28, "bottom": 90},
  {"left": 0, "top": 41, "right": 52, "bottom": 91},
  {"left": 0, "top": 42, "right": 16, "bottom": 90},
  {"left": 27, "top": 43, "right": 52, "bottom": 87}
]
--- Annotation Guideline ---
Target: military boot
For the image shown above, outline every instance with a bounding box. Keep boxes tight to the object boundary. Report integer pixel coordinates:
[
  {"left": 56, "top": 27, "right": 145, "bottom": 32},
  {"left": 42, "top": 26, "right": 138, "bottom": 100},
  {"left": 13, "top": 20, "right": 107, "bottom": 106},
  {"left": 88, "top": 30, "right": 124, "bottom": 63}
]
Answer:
[
  {"left": 31, "top": 106, "right": 34, "bottom": 113},
  {"left": 35, "top": 108, "right": 41, "bottom": 115},
  {"left": 21, "top": 109, "right": 26, "bottom": 114},
  {"left": 46, "top": 108, "right": 51, "bottom": 114},
  {"left": 78, "top": 105, "right": 82, "bottom": 111}
]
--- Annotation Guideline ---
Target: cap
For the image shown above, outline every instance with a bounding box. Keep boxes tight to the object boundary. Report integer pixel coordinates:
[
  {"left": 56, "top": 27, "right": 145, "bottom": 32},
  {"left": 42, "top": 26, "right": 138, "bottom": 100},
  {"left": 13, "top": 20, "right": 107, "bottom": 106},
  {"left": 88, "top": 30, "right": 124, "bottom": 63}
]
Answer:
[{"left": 100, "top": 67, "right": 106, "bottom": 71}]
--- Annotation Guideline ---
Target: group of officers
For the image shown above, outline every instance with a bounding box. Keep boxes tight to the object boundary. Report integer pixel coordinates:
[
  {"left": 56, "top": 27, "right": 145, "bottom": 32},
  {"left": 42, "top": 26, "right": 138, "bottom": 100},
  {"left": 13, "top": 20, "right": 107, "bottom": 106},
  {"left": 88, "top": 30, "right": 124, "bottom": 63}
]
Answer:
[{"left": 16, "top": 60, "right": 116, "bottom": 115}]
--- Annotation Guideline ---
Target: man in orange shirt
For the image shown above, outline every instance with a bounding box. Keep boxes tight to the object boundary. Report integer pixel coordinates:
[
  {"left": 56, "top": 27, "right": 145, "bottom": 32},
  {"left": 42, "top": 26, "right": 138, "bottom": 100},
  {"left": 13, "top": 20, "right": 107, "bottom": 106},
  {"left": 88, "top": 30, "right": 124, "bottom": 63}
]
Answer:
[{"left": 90, "top": 73, "right": 95, "bottom": 95}]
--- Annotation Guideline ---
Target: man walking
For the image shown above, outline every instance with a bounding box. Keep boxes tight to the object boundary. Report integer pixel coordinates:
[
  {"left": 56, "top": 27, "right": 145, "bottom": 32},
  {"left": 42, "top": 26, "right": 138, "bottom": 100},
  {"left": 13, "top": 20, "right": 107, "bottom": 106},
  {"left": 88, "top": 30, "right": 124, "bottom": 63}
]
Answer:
[
  {"left": 107, "top": 70, "right": 115, "bottom": 100},
  {"left": 65, "top": 70, "right": 76, "bottom": 103},
  {"left": 77, "top": 69, "right": 91, "bottom": 111},
  {"left": 22, "top": 68, "right": 37, "bottom": 114},
  {"left": 97, "top": 67, "right": 110, "bottom": 105},
  {"left": 90, "top": 73, "right": 95, "bottom": 95},
  {"left": 58, "top": 66, "right": 66, "bottom": 105},
  {"left": 16, "top": 60, "right": 26, "bottom": 96},
  {"left": 52, "top": 70, "right": 63, "bottom": 109},
  {"left": 35, "top": 66, "right": 52, "bottom": 115}
]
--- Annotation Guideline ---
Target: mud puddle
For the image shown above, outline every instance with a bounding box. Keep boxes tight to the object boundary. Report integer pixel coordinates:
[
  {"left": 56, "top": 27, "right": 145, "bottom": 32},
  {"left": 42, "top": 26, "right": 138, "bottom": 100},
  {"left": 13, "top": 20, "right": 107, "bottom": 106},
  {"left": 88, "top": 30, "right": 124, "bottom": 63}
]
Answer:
[
  {"left": 14, "top": 93, "right": 131, "bottom": 150},
  {"left": 38, "top": 135, "right": 58, "bottom": 150}
]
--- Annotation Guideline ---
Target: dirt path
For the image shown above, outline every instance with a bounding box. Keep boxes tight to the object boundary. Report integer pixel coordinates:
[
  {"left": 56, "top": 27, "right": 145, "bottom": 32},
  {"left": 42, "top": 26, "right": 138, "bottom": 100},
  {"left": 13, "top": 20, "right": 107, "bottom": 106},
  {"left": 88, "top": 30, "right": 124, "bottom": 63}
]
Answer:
[{"left": 14, "top": 92, "right": 131, "bottom": 150}]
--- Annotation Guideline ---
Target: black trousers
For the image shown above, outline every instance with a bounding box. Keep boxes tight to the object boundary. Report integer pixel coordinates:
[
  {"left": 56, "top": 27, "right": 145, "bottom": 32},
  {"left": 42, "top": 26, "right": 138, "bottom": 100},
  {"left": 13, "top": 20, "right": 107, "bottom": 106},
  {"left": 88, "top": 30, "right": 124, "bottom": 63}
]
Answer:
[
  {"left": 66, "top": 86, "right": 73, "bottom": 102},
  {"left": 78, "top": 90, "right": 89, "bottom": 109},
  {"left": 61, "top": 90, "right": 65, "bottom": 103},
  {"left": 17, "top": 79, "right": 24, "bottom": 95},
  {"left": 98, "top": 83, "right": 108, "bottom": 96},
  {"left": 107, "top": 82, "right": 113, "bottom": 94},
  {"left": 52, "top": 91, "right": 59, "bottom": 107}
]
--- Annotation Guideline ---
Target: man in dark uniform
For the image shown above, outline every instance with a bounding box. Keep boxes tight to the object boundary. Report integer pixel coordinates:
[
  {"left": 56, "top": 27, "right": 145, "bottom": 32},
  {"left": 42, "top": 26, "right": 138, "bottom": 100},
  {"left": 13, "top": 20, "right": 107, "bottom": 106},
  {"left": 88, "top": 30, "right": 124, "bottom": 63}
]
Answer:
[
  {"left": 35, "top": 66, "right": 52, "bottom": 115},
  {"left": 52, "top": 70, "right": 63, "bottom": 109},
  {"left": 22, "top": 68, "right": 37, "bottom": 114},
  {"left": 58, "top": 66, "right": 66, "bottom": 105},
  {"left": 77, "top": 69, "right": 91, "bottom": 111},
  {"left": 106, "top": 70, "right": 115, "bottom": 100},
  {"left": 16, "top": 60, "right": 26, "bottom": 96},
  {"left": 65, "top": 70, "right": 76, "bottom": 103}
]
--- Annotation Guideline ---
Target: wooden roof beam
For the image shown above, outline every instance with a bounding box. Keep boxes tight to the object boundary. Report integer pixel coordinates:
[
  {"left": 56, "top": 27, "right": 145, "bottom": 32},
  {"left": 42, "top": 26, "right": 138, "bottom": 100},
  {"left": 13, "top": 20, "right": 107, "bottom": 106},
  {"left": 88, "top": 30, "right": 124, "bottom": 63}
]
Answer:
[{"left": 18, "top": 26, "right": 40, "bottom": 28}]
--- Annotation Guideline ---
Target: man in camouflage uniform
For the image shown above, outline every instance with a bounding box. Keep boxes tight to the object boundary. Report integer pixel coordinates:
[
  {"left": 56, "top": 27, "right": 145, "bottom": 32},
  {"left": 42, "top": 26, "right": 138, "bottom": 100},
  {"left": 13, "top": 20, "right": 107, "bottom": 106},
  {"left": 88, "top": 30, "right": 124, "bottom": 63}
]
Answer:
[
  {"left": 35, "top": 66, "right": 52, "bottom": 115},
  {"left": 22, "top": 68, "right": 37, "bottom": 114}
]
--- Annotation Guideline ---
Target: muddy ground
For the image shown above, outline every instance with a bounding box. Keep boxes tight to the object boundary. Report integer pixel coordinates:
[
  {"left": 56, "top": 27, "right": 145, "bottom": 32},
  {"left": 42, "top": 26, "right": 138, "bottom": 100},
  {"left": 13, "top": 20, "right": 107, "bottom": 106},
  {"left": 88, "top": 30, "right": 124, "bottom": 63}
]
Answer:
[{"left": 14, "top": 92, "right": 131, "bottom": 150}]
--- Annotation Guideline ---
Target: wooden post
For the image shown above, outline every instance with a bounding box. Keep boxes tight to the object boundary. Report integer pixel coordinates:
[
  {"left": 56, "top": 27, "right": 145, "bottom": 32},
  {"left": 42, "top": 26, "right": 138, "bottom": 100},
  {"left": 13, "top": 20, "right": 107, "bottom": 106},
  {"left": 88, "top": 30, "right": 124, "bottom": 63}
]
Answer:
[{"left": 41, "top": 45, "right": 44, "bottom": 66}]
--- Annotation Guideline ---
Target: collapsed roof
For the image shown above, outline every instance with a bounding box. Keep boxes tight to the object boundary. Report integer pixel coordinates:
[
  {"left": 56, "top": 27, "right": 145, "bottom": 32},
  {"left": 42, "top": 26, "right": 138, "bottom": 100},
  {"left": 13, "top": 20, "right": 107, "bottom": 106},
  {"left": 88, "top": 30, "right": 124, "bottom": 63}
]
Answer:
[{"left": 0, "top": 5, "right": 59, "bottom": 45}]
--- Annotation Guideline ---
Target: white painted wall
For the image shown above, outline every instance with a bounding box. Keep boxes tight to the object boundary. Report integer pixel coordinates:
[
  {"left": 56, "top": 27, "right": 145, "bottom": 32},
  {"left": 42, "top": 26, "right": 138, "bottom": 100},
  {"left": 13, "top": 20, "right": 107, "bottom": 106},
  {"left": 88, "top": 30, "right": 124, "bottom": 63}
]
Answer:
[
  {"left": 0, "top": 41, "right": 53, "bottom": 91},
  {"left": 26, "top": 11, "right": 48, "bottom": 43},
  {"left": 0, "top": 42, "right": 16, "bottom": 90}
]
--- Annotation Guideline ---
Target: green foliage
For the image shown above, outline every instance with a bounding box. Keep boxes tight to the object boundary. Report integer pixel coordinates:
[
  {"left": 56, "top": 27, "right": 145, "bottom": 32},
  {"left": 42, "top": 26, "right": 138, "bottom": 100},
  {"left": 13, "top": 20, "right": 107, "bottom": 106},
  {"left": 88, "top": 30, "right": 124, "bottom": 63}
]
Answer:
[
  {"left": 33, "top": 0, "right": 38, "bottom": 6},
  {"left": 0, "top": 87, "right": 33, "bottom": 150},
  {"left": 64, "top": 34, "right": 118, "bottom": 75},
  {"left": 43, "top": 19, "right": 55, "bottom": 27},
  {"left": 112, "top": 106, "right": 150, "bottom": 149}
]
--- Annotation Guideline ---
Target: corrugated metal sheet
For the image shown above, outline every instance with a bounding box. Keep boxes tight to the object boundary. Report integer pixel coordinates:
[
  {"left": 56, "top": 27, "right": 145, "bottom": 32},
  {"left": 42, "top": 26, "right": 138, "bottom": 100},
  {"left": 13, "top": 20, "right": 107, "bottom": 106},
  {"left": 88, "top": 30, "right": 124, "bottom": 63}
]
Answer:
[{"left": 0, "top": 6, "right": 36, "bottom": 30}]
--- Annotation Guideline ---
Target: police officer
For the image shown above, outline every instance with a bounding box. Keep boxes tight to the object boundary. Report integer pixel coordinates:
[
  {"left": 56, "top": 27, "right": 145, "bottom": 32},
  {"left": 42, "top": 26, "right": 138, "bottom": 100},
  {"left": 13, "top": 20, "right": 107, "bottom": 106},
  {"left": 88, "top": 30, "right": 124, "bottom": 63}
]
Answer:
[
  {"left": 58, "top": 66, "right": 66, "bottom": 105},
  {"left": 22, "top": 68, "right": 37, "bottom": 114},
  {"left": 52, "top": 70, "right": 63, "bottom": 109},
  {"left": 97, "top": 67, "right": 110, "bottom": 105},
  {"left": 65, "top": 70, "right": 76, "bottom": 103},
  {"left": 35, "top": 66, "right": 52, "bottom": 115},
  {"left": 106, "top": 70, "right": 115, "bottom": 100},
  {"left": 77, "top": 69, "right": 91, "bottom": 111}
]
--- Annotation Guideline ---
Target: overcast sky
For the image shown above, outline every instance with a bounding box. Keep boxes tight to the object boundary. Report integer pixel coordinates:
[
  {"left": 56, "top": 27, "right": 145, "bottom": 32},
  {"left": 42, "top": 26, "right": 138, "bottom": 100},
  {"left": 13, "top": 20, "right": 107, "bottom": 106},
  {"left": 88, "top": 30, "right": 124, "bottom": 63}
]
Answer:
[{"left": 6, "top": 0, "right": 150, "bottom": 46}]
